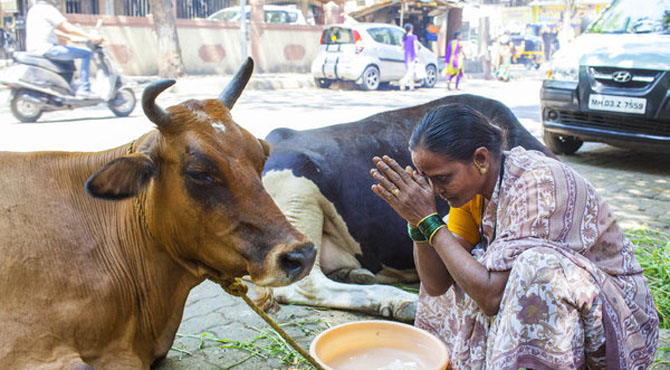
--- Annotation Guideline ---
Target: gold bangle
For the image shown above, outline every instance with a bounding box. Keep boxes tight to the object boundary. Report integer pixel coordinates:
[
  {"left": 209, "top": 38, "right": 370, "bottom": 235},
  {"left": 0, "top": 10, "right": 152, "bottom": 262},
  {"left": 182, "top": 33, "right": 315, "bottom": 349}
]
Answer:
[
  {"left": 416, "top": 212, "right": 438, "bottom": 228},
  {"left": 428, "top": 225, "right": 447, "bottom": 245}
]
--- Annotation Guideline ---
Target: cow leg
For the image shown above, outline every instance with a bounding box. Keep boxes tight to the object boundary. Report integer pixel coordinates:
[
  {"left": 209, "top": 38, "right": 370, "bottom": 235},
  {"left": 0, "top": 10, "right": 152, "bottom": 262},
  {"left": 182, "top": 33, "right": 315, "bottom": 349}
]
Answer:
[
  {"left": 320, "top": 235, "right": 375, "bottom": 284},
  {"left": 260, "top": 171, "right": 418, "bottom": 321},
  {"left": 271, "top": 268, "right": 418, "bottom": 322},
  {"left": 327, "top": 267, "right": 376, "bottom": 284}
]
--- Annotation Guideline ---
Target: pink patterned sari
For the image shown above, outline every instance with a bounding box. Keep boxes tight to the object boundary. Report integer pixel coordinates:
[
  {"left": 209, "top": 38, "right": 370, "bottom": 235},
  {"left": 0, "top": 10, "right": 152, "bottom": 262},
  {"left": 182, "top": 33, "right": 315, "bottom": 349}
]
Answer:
[{"left": 415, "top": 147, "right": 658, "bottom": 370}]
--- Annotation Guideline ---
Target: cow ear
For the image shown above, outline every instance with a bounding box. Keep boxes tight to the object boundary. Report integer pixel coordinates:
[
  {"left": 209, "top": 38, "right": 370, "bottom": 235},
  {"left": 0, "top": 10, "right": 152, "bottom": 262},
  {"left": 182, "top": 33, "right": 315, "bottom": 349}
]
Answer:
[
  {"left": 259, "top": 139, "right": 272, "bottom": 159},
  {"left": 85, "top": 153, "right": 157, "bottom": 200}
]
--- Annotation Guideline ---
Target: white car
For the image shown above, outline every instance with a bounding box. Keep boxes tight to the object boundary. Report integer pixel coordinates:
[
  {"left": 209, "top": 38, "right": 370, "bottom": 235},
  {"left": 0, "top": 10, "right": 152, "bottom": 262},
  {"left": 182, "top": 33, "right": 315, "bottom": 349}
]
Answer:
[
  {"left": 207, "top": 5, "right": 309, "bottom": 25},
  {"left": 311, "top": 23, "right": 439, "bottom": 90}
]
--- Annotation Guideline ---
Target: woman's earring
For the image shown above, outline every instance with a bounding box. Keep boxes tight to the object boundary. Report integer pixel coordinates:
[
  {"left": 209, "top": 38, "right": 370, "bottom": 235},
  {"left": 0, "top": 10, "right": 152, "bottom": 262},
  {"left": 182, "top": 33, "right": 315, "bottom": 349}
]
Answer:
[{"left": 474, "top": 161, "right": 487, "bottom": 175}]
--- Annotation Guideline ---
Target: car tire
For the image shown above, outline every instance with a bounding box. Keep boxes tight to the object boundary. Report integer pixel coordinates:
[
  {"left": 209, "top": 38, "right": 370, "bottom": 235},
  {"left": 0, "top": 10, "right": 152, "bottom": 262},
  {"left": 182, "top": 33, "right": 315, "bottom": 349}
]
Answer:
[
  {"left": 542, "top": 130, "right": 583, "bottom": 155},
  {"left": 314, "top": 78, "right": 332, "bottom": 88},
  {"left": 359, "top": 66, "right": 380, "bottom": 91},
  {"left": 422, "top": 64, "right": 438, "bottom": 88}
]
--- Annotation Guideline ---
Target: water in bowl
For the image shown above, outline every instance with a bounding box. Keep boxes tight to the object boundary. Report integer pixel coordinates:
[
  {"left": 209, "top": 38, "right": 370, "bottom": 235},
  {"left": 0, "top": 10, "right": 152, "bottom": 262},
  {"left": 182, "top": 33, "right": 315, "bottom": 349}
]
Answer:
[{"left": 327, "top": 346, "right": 427, "bottom": 370}]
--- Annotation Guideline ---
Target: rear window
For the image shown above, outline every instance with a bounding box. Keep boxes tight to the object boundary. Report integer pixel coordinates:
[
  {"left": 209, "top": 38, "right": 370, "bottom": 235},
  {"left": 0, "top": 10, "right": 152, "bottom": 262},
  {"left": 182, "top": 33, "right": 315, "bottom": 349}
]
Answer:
[
  {"left": 321, "top": 27, "right": 354, "bottom": 44},
  {"left": 265, "top": 10, "right": 289, "bottom": 23}
]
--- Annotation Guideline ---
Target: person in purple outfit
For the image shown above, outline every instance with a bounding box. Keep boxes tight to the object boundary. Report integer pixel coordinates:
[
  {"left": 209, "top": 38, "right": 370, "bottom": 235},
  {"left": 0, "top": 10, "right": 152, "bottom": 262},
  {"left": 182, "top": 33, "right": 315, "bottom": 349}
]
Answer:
[
  {"left": 399, "top": 23, "right": 419, "bottom": 91},
  {"left": 445, "top": 31, "right": 465, "bottom": 90}
]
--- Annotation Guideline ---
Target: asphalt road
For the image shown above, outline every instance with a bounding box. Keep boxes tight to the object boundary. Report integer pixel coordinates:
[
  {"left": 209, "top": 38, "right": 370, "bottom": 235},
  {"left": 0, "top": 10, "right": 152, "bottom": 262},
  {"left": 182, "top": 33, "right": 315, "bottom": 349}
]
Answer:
[{"left": 1, "top": 72, "right": 668, "bottom": 369}]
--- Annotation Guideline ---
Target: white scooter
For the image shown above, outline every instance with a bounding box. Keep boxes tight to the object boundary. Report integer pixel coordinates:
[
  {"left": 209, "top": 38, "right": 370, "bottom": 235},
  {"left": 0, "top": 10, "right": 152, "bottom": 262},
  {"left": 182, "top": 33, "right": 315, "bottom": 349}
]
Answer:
[{"left": 1, "top": 33, "right": 136, "bottom": 123}]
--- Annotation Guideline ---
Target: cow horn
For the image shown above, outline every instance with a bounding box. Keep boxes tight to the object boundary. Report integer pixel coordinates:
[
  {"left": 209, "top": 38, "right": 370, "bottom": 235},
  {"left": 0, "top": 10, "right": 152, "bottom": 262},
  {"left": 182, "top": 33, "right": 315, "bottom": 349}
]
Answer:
[
  {"left": 218, "top": 57, "right": 254, "bottom": 109},
  {"left": 142, "top": 79, "right": 176, "bottom": 127}
]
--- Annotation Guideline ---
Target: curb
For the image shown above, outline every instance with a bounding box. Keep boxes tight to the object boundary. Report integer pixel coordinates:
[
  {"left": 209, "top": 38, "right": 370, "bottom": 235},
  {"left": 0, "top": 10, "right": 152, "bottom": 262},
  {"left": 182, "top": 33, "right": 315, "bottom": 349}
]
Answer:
[{"left": 126, "top": 74, "right": 316, "bottom": 92}]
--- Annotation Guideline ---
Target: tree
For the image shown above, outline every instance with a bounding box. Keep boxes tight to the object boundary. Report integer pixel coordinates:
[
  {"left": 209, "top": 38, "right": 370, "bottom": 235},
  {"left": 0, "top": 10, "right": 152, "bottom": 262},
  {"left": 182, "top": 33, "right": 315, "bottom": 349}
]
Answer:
[{"left": 148, "top": 0, "right": 187, "bottom": 78}]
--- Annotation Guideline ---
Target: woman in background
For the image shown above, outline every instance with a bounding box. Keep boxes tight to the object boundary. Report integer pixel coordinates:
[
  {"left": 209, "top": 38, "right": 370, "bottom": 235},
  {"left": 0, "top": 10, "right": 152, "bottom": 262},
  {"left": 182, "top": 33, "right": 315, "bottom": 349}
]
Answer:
[
  {"left": 399, "top": 23, "right": 419, "bottom": 91},
  {"left": 445, "top": 31, "right": 465, "bottom": 90}
]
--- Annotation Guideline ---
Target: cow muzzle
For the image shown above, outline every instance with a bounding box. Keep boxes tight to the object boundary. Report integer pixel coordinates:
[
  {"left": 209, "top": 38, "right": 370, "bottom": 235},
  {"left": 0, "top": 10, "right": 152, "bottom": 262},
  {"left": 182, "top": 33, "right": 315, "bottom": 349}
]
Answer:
[{"left": 254, "top": 242, "right": 316, "bottom": 287}]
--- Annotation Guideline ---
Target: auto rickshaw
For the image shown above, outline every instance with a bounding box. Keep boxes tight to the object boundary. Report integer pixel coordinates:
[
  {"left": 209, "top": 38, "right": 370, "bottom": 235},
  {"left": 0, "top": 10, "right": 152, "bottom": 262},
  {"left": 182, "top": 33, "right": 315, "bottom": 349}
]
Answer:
[{"left": 510, "top": 35, "right": 545, "bottom": 69}]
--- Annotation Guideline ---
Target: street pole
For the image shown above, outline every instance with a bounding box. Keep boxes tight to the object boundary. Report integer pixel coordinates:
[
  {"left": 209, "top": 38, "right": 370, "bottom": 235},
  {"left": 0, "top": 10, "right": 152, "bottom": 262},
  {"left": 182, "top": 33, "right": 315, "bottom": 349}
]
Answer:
[{"left": 240, "top": 0, "right": 247, "bottom": 60}]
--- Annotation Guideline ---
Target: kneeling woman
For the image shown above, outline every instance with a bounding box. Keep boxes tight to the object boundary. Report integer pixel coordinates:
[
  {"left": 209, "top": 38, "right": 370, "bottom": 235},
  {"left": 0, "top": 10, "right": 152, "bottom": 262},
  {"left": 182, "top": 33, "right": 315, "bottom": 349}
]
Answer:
[{"left": 370, "top": 104, "right": 658, "bottom": 369}]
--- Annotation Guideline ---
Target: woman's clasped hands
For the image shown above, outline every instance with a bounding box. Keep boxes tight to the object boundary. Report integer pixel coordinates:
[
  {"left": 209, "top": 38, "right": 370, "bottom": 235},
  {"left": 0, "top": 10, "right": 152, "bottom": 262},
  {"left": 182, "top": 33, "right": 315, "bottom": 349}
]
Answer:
[{"left": 370, "top": 155, "right": 436, "bottom": 226}]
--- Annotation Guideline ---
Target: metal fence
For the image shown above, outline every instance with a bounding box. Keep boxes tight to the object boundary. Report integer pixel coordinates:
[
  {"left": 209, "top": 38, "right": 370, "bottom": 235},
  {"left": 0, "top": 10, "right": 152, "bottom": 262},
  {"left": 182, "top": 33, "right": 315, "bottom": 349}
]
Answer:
[
  {"left": 65, "top": 0, "right": 100, "bottom": 14},
  {"left": 176, "top": 0, "right": 235, "bottom": 18}
]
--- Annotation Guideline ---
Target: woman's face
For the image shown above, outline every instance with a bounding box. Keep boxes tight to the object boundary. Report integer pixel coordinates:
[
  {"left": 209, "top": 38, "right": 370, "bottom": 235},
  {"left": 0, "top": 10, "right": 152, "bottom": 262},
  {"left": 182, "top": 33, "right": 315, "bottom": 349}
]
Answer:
[{"left": 411, "top": 147, "right": 482, "bottom": 208}]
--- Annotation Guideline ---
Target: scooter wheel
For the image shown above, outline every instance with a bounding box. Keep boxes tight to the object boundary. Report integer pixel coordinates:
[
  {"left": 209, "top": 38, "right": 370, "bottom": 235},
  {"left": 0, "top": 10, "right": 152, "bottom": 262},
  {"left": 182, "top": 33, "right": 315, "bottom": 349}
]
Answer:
[
  {"left": 11, "top": 89, "right": 43, "bottom": 123},
  {"left": 108, "top": 87, "right": 137, "bottom": 117}
]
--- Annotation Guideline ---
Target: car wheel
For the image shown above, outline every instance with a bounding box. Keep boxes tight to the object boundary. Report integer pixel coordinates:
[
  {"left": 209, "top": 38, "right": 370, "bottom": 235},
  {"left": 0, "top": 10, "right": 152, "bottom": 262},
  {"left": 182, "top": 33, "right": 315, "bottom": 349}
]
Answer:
[
  {"left": 542, "top": 130, "right": 583, "bottom": 155},
  {"left": 11, "top": 89, "right": 43, "bottom": 123},
  {"left": 314, "top": 78, "right": 332, "bottom": 88},
  {"left": 422, "top": 65, "right": 438, "bottom": 88},
  {"left": 359, "top": 66, "right": 380, "bottom": 91}
]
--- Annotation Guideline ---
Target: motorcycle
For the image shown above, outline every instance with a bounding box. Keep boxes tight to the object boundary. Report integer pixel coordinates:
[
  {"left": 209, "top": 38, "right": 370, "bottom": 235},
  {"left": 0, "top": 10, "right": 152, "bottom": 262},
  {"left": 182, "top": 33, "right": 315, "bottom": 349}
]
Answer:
[{"left": 0, "top": 39, "right": 136, "bottom": 123}]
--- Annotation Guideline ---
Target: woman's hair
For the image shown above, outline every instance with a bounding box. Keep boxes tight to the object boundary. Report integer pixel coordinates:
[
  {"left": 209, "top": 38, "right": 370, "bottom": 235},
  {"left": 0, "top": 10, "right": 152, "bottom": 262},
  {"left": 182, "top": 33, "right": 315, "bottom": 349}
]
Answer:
[
  {"left": 403, "top": 23, "right": 413, "bottom": 41},
  {"left": 409, "top": 103, "right": 504, "bottom": 161},
  {"left": 454, "top": 31, "right": 462, "bottom": 38}
]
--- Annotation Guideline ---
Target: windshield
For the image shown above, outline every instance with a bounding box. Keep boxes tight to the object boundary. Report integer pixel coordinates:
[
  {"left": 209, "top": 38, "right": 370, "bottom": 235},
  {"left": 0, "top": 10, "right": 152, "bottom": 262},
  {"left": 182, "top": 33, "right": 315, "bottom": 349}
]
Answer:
[
  {"left": 209, "top": 9, "right": 239, "bottom": 21},
  {"left": 588, "top": 0, "right": 670, "bottom": 34}
]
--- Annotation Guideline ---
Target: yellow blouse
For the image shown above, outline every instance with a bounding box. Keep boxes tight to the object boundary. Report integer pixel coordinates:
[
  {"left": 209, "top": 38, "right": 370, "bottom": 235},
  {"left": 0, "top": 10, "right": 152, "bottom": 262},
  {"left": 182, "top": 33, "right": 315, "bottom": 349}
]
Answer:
[{"left": 446, "top": 194, "right": 482, "bottom": 246}]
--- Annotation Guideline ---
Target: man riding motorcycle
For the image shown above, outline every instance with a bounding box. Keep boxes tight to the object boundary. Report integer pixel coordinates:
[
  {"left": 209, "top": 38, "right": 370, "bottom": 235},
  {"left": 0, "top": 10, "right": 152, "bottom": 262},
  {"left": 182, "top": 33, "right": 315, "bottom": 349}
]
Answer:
[{"left": 26, "top": 0, "right": 103, "bottom": 98}]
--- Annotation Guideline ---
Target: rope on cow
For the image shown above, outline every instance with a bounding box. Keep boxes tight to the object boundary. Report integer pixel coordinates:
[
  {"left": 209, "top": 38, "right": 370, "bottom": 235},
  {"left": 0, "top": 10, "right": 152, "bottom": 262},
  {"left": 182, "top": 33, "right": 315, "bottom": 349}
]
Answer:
[{"left": 220, "top": 278, "right": 326, "bottom": 370}]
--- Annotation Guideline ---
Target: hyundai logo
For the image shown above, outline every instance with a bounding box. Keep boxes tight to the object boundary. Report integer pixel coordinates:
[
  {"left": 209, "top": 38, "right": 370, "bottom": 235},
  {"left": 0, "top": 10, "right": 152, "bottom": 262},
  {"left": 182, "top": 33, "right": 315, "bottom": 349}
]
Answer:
[{"left": 612, "top": 71, "right": 632, "bottom": 83}]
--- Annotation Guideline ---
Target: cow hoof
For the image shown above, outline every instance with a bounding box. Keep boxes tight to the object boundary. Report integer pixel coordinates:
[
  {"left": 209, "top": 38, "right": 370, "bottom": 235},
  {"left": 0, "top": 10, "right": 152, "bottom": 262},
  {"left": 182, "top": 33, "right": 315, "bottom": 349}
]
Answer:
[
  {"left": 394, "top": 301, "right": 417, "bottom": 323},
  {"left": 327, "top": 268, "right": 375, "bottom": 285},
  {"left": 348, "top": 268, "right": 376, "bottom": 284}
]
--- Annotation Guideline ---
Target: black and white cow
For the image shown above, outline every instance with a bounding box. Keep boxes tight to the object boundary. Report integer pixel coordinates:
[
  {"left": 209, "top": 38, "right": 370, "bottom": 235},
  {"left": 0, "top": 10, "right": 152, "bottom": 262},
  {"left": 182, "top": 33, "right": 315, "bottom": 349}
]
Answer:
[{"left": 258, "top": 94, "right": 555, "bottom": 322}]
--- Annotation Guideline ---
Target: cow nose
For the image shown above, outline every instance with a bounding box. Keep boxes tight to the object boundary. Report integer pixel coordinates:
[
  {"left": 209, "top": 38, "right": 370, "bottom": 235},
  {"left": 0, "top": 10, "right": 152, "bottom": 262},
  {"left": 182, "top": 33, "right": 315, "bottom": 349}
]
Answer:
[{"left": 278, "top": 243, "right": 316, "bottom": 281}]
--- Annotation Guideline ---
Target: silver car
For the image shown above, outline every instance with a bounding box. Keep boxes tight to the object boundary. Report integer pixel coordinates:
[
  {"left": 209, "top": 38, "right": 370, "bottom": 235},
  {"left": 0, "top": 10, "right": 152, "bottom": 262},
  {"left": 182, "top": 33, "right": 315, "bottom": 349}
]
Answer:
[{"left": 311, "top": 23, "right": 439, "bottom": 90}]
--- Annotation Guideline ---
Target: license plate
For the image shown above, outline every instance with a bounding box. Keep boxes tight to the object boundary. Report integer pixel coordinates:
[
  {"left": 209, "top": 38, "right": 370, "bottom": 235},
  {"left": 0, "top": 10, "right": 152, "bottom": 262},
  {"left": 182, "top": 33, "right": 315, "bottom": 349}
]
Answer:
[
  {"left": 326, "top": 44, "right": 341, "bottom": 52},
  {"left": 588, "top": 94, "right": 646, "bottom": 115}
]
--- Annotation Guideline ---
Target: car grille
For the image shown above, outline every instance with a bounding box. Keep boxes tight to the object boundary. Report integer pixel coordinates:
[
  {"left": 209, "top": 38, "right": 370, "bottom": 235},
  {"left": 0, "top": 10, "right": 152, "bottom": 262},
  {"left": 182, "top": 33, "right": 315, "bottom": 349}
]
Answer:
[
  {"left": 589, "top": 67, "right": 661, "bottom": 89},
  {"left": 555, "top": 110, "right": 670, "bottom": 137}
]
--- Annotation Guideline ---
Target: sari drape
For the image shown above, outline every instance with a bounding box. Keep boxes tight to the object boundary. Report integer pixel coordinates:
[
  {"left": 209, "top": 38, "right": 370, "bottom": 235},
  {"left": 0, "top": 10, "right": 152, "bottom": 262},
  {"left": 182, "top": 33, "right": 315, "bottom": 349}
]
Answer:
[{"left": 415, "top": 147, "right": 658, "bottom": 369}]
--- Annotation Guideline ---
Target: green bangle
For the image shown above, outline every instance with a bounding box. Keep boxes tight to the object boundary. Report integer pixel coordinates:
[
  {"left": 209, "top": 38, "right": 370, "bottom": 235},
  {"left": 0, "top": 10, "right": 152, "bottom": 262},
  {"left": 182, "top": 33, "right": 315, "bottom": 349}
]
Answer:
[
  {"left": 428, "top": 225, "right": 447, "bottom": 244},
  {"left": 417, "top": 214, "right": 445, "bottom": 242},
  {"left": 407, "top": 223, "right": 427, "bottom": 242}
]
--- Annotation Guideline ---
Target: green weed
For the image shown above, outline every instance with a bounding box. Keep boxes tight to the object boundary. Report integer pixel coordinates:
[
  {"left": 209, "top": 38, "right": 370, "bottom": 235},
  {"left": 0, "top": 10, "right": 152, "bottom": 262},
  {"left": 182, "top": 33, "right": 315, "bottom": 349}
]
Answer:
[
  {"left": 626, "top": 227, "right": 670, "bottom": 329},
  {"left": 171, "top": 318, "right": 329, "bottom": 369}
]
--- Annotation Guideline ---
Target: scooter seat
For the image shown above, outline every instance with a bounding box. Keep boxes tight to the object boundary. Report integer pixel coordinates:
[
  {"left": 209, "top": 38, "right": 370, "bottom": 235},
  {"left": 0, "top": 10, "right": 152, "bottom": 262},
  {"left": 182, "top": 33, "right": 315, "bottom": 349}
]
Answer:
[{"left": 13, "top": 52, "right": 76, "bottom": 74}]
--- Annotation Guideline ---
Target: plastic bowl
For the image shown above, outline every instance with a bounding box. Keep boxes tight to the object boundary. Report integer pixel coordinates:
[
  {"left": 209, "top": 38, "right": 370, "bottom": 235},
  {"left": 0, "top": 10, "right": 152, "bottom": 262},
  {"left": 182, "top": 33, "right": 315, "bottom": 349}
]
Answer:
[{"left": 309, "top": 320, "right": 449, "bottom": 370}]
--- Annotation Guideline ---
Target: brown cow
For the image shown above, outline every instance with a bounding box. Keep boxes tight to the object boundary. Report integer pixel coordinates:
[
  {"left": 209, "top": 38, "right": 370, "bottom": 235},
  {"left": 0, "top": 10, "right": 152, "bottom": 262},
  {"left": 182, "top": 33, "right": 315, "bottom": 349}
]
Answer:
[{"left": 0, "top": 58, "right": 316, "bottom": 369}]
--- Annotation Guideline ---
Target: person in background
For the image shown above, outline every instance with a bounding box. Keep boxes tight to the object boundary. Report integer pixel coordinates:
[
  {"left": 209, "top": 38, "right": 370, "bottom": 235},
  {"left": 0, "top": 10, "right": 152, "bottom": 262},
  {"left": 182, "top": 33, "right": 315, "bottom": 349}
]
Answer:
[
  {"left": 495, "top": 41, "right": 513, "bottom": 82},
  {"left": 399, "top": 23, "right": 419, "bottom": 91},
  {"left": 444, "top": 31, "right": 465, "bottom": 90},
  {"left": 369, "top": 103, "right": 658, "bottom": 369},
  {"left": 26, "top": 0, "right": 103, "bottom": 98}
]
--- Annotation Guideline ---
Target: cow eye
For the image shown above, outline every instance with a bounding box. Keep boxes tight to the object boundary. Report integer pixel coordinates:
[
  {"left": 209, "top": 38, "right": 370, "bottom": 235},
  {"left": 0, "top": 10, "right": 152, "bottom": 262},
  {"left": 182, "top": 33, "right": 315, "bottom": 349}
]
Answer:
[{"left": 187, "top": 170, "right": 216, "bottom": 183}]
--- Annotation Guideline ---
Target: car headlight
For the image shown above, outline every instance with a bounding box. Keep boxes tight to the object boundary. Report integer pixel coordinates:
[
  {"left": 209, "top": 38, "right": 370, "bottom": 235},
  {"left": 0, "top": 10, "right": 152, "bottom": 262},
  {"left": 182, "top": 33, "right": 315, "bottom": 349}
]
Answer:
[
  {"left": 545, "top": 49, "right": 579, "bottom": 82},
  {"left": 546, "top": 62, "right": 578, "bottom": 82}
]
